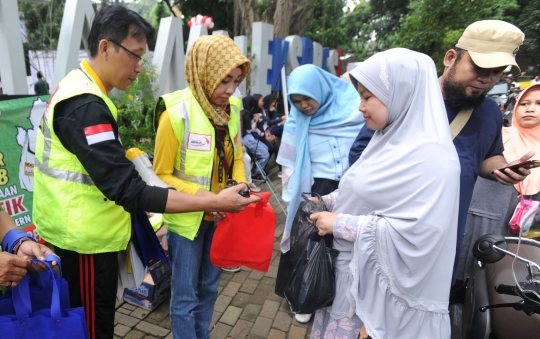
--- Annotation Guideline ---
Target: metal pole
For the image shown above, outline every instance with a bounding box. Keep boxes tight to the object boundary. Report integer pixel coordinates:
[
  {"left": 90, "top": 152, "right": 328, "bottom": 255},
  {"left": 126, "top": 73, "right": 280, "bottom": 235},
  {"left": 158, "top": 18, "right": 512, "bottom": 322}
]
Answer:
[{"left": 281, "top": 65, "right": 289, "bottom": 117}]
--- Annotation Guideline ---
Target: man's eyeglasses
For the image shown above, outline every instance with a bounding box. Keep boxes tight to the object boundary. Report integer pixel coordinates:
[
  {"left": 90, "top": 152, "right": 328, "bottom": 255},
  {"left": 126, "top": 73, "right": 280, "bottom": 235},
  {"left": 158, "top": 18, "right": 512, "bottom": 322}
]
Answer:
[{"left": 107, "top": 39, "right": 143, "bottom": 64}]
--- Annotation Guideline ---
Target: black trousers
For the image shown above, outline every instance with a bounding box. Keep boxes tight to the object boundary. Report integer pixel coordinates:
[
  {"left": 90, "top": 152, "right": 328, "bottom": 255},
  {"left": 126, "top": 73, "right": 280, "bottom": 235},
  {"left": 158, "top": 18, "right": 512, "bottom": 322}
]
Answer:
[
  {"left": 275, "top": 178, "right": 340, "bottom": 298},
  {"left": 55, "top": 247, "right": 119, "bottom": 339}
]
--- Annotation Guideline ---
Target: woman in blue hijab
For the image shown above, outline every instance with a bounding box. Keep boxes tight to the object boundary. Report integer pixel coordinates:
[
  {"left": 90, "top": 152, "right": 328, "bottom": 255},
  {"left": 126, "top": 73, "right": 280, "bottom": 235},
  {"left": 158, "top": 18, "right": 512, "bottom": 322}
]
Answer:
[{"left": 275, "top": 64, "right": 364, "bottom": 323}]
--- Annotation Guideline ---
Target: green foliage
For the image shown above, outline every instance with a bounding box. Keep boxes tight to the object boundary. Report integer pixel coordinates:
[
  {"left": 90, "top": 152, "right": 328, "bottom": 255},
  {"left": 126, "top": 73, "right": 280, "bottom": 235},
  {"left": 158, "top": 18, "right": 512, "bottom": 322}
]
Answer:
[
  {"left": 396, "top": 0, "right": 519, "bottom": 71},
  {"left": 112, "top": 56, "right": 159, "bottom": 153},
  {"left": 148, "top": 1, "right": 169, "bottom": 29},
  {"left": 126, "top": 0, "right": 171, "bottom": 50},
  {"left": 20, "top": 0, "right": 65, "bottom": 50},
  {"left": 514, "top": 0, "right": 540, "bottom": 61},
  {"left": 339, "top": 0, "right": 409, "bottom": 61},
  {"left": 126, "top": 0, "right": 158, "bottom": 18},
  {"left": 340, "top": 1, "right": 380, "bottom": 60},
  {"left": 305, "top": 0, "right": 348, "bottom": 48}
]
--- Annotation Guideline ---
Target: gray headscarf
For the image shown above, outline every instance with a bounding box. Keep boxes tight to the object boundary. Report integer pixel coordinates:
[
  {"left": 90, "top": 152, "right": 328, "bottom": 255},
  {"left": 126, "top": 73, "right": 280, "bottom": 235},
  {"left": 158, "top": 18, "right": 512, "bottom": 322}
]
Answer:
[{"left": 338, "top": 48, "right": 460, "bottom": 339}]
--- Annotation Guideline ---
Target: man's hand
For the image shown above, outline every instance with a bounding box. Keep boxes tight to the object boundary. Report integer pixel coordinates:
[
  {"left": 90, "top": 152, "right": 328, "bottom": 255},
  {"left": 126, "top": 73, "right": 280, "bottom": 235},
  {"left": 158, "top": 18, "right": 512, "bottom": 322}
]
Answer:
[
  {"left": 310, "top": 211, "right": 338, "bottom": 236},
  {"left": 213, "top": 183, "right": 262, "bottom": 212},
  {"left": 17, "top": 241, "right": 56, "bottom": 272},
  {"left": 0, "top": 252, "right": 31, "bottom": 288},
  {"left": 489, "top": 151, "right": 535, "bottom": 185}
]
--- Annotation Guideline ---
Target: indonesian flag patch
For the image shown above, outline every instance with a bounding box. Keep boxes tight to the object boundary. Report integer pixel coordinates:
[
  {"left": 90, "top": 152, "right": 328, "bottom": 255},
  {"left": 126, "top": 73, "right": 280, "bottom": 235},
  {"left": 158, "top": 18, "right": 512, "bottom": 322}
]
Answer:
[{"left": 84, "top": 124, "right": 115, "bottom": 145}]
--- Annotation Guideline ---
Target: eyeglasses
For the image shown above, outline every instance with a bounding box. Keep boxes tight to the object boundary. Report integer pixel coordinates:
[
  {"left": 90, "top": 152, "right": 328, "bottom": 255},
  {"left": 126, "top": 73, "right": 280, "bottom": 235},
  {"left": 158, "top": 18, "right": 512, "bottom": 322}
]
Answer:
[{"left": 107, "top": 39, "right": 143, "bottom": 64}]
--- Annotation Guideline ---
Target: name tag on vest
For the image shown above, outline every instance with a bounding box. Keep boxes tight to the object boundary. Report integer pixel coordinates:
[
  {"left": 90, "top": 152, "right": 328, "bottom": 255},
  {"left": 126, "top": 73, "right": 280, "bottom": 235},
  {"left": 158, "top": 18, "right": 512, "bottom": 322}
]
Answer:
[{"left": 187, "top": 133, "right": 212, "bottom": 151}]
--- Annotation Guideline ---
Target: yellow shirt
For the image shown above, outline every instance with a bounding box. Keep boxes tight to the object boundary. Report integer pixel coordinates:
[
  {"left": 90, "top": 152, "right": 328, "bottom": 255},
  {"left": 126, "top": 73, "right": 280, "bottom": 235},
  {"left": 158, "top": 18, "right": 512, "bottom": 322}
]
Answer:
[
  {"left": 80, "top": 59, "right": 107, "bottom": 95},
  {"left": 153, "top": 110, "right": 247, "bottom": 220}
]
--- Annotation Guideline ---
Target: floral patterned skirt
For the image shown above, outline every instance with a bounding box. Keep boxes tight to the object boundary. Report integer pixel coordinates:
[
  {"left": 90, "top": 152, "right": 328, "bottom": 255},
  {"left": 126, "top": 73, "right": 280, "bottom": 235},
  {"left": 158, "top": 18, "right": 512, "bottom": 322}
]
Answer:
[{"left": 311, "top": 307, "right": 363, "bottom": 339}]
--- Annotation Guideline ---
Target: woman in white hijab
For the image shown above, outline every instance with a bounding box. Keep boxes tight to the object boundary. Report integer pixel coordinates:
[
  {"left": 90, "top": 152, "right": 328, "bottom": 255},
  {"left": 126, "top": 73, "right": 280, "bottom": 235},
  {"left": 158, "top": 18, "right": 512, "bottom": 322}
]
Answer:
[{"left": 309, "top": 48, "right": 461, "bottom": 339}]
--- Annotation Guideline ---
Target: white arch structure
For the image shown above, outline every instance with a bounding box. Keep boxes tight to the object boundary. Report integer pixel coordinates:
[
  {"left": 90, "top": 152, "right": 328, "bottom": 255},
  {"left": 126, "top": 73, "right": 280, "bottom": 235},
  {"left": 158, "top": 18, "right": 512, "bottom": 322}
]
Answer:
[{"left": 0, "top": 0, "right": 340, "bottom": 96}]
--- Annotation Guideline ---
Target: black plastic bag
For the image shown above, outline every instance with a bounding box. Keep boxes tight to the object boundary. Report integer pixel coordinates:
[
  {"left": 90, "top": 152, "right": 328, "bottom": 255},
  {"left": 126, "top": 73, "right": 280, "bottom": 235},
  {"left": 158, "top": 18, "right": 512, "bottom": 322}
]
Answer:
[
  {"left": 284, "top": 232, "right": 338, "bottom": 314},
  {"left": 289, "top": 192, "right": 328, "bottom": 263},
  {"left": 275, "top": 192, "right": 328, "bottom": 297}
]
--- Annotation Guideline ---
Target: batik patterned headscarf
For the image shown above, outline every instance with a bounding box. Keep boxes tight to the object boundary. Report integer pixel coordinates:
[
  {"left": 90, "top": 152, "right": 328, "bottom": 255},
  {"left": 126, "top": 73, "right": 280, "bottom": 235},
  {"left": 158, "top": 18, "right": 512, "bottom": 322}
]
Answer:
[{"left": 185, "top": 35, "right": 250, "bottom": 126}]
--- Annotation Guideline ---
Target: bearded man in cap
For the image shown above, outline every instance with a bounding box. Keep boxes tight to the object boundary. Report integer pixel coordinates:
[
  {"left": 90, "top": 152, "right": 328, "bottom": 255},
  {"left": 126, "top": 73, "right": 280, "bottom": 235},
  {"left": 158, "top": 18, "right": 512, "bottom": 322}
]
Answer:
[
  {"left": 440, "top": 20, "right": 533, "bottom": 286},
  {"left": 348, "top": 20, "right": 532, "bottom": 289}
]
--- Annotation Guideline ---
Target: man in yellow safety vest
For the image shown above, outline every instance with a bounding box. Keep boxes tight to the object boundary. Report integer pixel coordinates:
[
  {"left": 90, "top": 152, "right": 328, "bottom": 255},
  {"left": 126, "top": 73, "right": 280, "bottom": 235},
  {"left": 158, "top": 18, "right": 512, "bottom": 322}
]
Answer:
[{"left": 33, "top": 5, "right": 259, "bottom": 339}]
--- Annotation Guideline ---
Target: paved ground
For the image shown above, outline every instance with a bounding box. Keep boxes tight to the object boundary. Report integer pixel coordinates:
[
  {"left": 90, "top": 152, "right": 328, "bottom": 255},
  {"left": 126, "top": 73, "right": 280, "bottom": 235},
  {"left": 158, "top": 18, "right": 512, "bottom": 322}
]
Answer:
[{"left": 113, "top": 164, "right": 314, "bottom": 339}]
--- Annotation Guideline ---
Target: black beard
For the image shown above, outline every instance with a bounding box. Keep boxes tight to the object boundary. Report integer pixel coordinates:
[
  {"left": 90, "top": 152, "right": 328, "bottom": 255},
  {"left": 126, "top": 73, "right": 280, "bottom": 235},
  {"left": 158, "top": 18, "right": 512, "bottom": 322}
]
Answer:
[{"left": 443, "top": 67, "right": 487, "bottom": 109}]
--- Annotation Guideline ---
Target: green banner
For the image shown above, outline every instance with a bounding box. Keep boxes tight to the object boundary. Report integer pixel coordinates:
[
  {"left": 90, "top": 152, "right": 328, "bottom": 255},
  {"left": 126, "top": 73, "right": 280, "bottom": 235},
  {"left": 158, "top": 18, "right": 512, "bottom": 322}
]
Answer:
[{"left": 0, "top": 95, "right": 50, "bottom": 241}]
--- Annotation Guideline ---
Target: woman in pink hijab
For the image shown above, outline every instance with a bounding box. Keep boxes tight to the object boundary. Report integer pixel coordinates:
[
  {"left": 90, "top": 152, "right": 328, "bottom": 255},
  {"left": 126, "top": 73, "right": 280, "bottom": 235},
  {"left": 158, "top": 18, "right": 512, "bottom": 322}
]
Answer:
[{"left": 502, "top": 83, "right": 540, "bottom": 200}]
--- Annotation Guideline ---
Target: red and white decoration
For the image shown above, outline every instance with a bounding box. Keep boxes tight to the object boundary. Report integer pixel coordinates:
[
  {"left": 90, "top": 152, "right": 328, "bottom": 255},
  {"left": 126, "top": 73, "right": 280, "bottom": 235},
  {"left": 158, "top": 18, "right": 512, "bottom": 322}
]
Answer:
[
  {"left": 187, "top": 14, "right": 214, "bottom": 29},
  {"left": 84, "top": 124, "right": 115, "bottom": 145}
]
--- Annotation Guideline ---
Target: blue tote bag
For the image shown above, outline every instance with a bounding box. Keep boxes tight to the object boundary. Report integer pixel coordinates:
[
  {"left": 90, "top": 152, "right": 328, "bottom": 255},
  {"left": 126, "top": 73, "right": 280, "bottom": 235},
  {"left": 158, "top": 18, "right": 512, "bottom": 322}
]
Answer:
[
  {"left": 0, "top": 258, "right": 88, "bottom": 338},
  {"left": 131, "top": 210, "right": 170, "bottom": 267},
  {"left": 0, "top": 254, "right": 70, "bottom": 315}
]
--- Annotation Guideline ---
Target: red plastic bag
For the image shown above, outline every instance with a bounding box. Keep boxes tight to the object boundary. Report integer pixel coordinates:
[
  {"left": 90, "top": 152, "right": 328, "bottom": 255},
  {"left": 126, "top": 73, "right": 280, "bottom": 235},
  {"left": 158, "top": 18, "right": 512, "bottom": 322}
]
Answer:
[{"left": 211, "top": 192, "right": 276, "bottom": 272}]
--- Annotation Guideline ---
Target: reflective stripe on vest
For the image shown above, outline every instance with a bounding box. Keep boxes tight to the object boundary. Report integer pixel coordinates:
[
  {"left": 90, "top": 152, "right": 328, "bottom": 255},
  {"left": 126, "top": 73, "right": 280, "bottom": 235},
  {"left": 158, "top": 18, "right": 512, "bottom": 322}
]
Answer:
[
  {"left": 155, "top": 88, "right": 241, "bottom": 240},
  {"left": 172, "top": 100, "right": 211, "bottom": 187},
  {"left": 35, "top": 118, "right": 95, "bottom": 185}
]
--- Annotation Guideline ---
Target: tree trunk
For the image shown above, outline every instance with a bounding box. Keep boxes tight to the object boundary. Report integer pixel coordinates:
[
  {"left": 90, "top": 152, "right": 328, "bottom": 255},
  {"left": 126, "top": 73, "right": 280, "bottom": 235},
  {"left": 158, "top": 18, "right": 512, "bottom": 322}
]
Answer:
[
  {"left": 289, "top": 1, "right": 315, "bottom": 37},
  {"left": 235, "top": 0, "right": 258, "bottom": 41},
  {"left": 273, "top": 0, "right": 292, "bottom": 38}
]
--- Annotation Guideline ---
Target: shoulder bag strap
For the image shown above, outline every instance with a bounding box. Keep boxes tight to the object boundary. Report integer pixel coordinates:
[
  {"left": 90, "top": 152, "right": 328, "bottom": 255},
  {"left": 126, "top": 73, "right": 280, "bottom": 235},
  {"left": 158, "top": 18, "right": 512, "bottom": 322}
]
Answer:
[{"left": 450, "top": 107, "right": 474, "bottom": 140}]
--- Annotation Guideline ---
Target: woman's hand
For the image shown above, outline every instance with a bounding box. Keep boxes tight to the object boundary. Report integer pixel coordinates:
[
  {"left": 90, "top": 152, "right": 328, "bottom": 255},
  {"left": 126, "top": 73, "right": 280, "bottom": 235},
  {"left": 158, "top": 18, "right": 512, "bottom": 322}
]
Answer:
[
  {"left": 214, "top": 184, "right": 262, "bottom": 212},
  {"left": 0, "top": 252, "right": 31, "bottom": 288},
  {"left": 17, "top": 241, "right": 57, "bottom": 272},
  {"left": 307, "top": 196, "right": 327, "bottom": 205},
  {"left": 359, "top": 324, "right": 372, "bottom": 339},
  {"left": 310, "top": 211, "right": 338, "bottom": 236}
]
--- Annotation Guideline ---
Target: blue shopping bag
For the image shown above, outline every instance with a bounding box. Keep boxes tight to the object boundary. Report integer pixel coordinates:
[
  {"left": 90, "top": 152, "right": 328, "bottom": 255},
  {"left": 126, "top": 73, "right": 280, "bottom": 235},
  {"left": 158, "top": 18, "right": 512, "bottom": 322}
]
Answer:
[
  {"left": 131, "top": 210, "right": 170, "bottom": 267},
  {"left": 0, "top": 258, "right": 88, "bottom": 338},
  {"left": 0, "top": 254, "right": 70, "bottom": 315}
]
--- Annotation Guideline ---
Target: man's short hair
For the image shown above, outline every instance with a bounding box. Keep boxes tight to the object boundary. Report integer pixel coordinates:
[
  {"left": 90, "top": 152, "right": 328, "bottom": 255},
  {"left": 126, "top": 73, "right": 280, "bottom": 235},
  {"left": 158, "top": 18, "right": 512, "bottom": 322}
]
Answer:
[
  {"left": 88, "top": 4, "right": 154, "bottom": 58},
  {"left": 449, "top": 43, "right": 466, "bottom": 65},
  {"left": 37, "top": 71, "right": 43, "bottom": 79}
]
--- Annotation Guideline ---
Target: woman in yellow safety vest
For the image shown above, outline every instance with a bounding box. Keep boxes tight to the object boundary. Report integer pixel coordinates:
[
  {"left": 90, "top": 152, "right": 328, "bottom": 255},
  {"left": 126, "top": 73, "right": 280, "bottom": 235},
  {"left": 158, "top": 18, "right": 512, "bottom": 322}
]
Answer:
[{"left": 153, "top": 35, "right": 250, "bottom": 339}]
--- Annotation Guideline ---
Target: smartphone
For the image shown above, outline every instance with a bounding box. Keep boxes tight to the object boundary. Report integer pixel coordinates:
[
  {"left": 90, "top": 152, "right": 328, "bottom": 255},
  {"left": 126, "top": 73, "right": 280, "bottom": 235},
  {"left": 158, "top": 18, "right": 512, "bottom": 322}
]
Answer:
[{"left": 493, "top": 160, "right": 540, "bottom": 174}]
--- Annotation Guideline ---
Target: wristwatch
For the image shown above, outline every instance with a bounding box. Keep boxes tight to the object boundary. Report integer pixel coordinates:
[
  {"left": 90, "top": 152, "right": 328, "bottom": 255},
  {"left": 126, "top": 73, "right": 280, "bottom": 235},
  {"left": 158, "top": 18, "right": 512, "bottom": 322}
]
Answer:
[{"left": 11, "top": 237, "right": 33, "bottom": 255}]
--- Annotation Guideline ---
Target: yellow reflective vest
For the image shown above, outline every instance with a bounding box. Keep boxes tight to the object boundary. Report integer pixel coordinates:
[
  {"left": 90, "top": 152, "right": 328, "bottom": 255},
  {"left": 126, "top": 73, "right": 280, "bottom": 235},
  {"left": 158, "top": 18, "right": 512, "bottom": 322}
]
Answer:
[
  {"left": 154, "top": 88, "right": 241, "bottom": 240},
  {"left": 33, "top": 69, "right": 131, "bottom": 254}
]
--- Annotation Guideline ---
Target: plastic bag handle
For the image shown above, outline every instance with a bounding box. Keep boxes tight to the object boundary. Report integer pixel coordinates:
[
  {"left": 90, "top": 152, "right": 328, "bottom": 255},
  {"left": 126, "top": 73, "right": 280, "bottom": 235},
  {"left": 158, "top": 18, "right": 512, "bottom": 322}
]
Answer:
[{"left": 301, "top": 192, "right": 323, "bottom": 202}]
